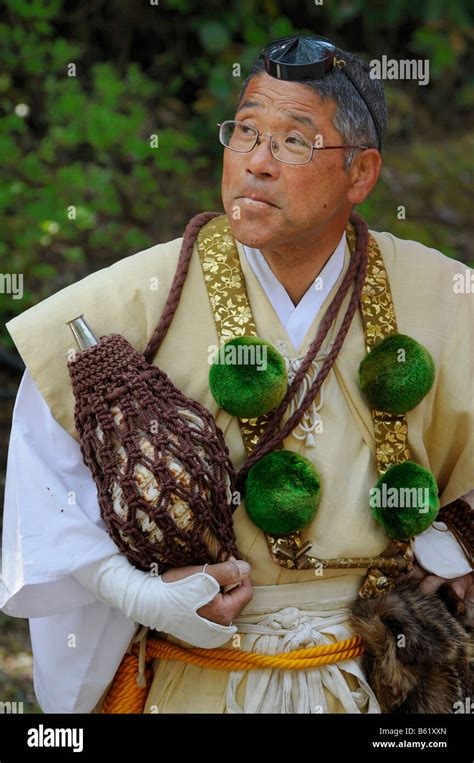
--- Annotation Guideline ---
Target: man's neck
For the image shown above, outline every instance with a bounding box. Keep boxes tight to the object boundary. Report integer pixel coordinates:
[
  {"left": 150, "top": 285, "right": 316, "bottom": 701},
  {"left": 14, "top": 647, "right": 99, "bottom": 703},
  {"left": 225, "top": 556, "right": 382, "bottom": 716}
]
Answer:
[{"left": 260, "top": 229, "right": 346, "bottom": 306}]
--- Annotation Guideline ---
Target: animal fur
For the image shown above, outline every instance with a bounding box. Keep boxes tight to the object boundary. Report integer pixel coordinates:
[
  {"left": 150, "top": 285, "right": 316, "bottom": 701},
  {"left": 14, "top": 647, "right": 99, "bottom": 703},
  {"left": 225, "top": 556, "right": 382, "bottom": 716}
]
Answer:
[{"left": 350, "top": 581, "right": 473, "bottom": 713}]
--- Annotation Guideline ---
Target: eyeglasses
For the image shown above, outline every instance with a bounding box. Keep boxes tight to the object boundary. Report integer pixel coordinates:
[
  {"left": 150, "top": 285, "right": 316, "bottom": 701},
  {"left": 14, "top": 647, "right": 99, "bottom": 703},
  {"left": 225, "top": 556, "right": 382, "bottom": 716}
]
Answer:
[{"left": 217, "top": 120, "right": 368, "bottom": 165}]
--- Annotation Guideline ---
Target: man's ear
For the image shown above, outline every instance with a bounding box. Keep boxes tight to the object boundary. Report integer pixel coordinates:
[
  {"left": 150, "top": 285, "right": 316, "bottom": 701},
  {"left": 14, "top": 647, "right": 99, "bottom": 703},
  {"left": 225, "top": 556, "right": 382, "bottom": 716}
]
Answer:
[{"left": 346, "top": 149, "right": 382, "bottom": 205}]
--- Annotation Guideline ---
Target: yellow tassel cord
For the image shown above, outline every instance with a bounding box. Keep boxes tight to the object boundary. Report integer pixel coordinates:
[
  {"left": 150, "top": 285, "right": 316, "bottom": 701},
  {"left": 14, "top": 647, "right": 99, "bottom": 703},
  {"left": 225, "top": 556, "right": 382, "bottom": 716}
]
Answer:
[{"left": 101, "top": 635, "right": 364, "bottom": 713}]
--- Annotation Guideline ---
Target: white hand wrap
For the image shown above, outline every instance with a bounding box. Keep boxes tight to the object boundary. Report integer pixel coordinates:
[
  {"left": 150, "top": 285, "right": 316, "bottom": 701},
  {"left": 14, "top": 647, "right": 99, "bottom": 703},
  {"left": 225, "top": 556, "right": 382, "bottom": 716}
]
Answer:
[{"left": 72, "top": 553, "right": 237, "bottom": 648}]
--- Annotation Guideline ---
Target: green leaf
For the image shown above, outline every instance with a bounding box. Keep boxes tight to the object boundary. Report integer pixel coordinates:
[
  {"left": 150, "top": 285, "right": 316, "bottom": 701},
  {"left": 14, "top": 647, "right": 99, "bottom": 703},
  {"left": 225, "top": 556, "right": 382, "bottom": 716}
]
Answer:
[
  {"left": 269, "top": 16, "right": 297, "bottom": 40},
  {"left": 31, "top": 262, "right": 57, "bottom": 278},
  {"left": 198, "top": 21, "right": 231, "bottom": 54},
  {"left": 62, "top": 246, "right": 85, "bottom": 263},
  {"left": 6, "top": 0, "right": 62, "bottom": 20},
  {"left": 243, "top": 24, "right": 268, "bottom": 47},
  {"left": 412, "top": 28, "right": 458, "bottom": 74}
]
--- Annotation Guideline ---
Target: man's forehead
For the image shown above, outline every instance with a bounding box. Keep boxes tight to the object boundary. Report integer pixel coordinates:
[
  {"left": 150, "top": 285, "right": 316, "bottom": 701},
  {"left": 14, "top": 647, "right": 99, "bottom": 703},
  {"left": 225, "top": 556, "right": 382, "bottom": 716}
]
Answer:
[
  {"left": 237, "top": 98, "right": 319, "bottom": 132},
  {"left": 235, "top": 74, "right": 333, "bottom": 129}
]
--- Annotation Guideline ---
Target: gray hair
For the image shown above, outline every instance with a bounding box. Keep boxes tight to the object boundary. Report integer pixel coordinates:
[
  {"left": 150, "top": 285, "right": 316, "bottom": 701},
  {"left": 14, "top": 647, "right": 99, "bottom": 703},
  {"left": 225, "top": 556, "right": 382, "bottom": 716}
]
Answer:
[{"left": 237, "top": 48, "right": 387, "bottom": 171}]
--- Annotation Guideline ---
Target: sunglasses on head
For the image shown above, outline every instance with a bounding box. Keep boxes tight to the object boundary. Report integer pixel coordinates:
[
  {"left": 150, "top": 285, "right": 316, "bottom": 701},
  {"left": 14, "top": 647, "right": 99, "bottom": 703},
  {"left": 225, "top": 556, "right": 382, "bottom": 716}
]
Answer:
[{"left": 261, "top": 35, "right": 382, "bottom": 151}]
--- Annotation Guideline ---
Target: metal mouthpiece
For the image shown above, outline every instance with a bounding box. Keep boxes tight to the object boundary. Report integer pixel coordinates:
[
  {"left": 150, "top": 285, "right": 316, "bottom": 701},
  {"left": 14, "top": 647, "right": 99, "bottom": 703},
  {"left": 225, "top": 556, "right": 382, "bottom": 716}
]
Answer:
[{"left": 67, "top": 315, "right": 98, "bottom": 350}]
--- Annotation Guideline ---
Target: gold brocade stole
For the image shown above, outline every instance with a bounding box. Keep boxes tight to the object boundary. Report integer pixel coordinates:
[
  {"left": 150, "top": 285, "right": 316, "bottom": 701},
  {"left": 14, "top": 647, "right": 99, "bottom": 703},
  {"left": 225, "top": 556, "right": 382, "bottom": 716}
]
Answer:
[
  {"left": 345, "top": 225, "right": 411, "bottom": 473},
  {"left": 197, "top": 215, "right": 413, "bottom": 586}
]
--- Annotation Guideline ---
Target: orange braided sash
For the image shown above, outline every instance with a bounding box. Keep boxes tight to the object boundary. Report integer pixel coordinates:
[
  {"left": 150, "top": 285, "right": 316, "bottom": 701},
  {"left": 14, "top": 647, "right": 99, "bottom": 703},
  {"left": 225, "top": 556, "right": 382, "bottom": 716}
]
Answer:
[{"left": 101, "top": 635, "right": 364, "bottom": 713}]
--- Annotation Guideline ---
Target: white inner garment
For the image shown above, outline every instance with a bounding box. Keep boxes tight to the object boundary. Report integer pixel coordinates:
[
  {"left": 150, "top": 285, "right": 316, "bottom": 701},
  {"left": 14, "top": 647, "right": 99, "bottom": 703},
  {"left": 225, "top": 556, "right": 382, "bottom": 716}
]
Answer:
[
  {"left": 242, "top": 232, "right": 346, "bottom": 352},
  {"left": 242, "top": 233, "right": 345, "bottom": 447}
]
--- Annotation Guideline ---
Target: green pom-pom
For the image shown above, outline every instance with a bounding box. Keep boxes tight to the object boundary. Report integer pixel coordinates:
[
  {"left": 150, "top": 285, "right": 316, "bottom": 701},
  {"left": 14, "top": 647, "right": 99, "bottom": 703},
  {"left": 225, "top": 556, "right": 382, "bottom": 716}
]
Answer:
[
  {"left": 370, "top": 461, "right": 439, "bottom": 540},
  {"left": 209, "top": 336, "right": 287, "bottom": 418},
  {"left": 243, "top": 450, "right": 321, "bottom": 535},
  {"left": 359, "top": 333, "right": 435, "bottom": 414}
]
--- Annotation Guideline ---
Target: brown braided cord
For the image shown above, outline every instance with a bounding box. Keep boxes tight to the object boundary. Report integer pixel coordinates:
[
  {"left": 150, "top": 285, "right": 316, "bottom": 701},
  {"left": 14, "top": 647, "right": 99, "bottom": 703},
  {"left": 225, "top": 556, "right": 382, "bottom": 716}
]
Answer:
[
  {"left": 236, "top": 212, "right": 369, "bottom": 490},
  {"left": 143, "top": 211, "right": 222, "bottom": 365},
  {"left": 438, "top": 498, "right": 474, "bottom": 566}
]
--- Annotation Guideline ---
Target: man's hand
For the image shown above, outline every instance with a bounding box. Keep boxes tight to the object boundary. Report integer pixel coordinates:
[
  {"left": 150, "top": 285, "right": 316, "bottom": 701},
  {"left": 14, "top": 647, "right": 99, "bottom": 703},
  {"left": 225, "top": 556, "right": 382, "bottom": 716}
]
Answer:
[
  {"left": 162, "top": 557, "right": 253, "bottom": 626},
  {"left": 398, "top": 562, "right": 473, "bottom": 602}
]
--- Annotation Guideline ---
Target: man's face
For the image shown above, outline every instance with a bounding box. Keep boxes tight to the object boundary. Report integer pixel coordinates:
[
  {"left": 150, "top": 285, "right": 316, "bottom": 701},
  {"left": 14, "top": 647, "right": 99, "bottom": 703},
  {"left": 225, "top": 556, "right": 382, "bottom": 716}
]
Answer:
[{"left": 221, "top": 72, "right": 354, "bottom": 250}]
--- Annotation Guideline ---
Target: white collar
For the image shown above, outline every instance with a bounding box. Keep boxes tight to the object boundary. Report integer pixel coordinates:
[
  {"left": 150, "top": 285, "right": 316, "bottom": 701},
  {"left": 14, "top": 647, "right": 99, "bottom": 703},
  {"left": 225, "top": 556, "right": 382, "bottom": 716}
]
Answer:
[{"left": 241, "top": 232, "right": 346, "bottom": 351}]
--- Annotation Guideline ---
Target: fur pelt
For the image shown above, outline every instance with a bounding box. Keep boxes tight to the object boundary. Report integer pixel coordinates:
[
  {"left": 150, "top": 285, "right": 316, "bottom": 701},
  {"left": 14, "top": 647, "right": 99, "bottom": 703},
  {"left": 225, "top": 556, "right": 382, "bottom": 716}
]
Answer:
[{"left": 350, "top": 581, "right": 473, "bottom": 713}]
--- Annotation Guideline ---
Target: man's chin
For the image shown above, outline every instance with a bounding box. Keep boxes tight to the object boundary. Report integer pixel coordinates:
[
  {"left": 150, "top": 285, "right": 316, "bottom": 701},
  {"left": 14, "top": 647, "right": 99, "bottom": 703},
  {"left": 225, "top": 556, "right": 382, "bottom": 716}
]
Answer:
[{"left": 226, "top": 213, "right": 275, "bottom": 250}]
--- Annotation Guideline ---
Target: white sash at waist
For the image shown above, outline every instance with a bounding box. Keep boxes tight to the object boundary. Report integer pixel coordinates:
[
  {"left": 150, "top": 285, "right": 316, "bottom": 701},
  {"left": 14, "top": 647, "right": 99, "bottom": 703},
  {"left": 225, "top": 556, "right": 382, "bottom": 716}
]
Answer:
[
  {"left": 238, "top": 573, "right": 365, "bottom": 618},
  {"left": 227, "top": 574, "right": 380, "bottom": 714}
]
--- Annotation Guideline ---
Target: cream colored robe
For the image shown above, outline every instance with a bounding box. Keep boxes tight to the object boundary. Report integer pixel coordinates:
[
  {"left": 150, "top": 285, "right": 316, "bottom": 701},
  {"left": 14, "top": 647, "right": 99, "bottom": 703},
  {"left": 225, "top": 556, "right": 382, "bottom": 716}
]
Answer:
[{"left": 6, "top": 221, "right": 473, "bottom": 713}]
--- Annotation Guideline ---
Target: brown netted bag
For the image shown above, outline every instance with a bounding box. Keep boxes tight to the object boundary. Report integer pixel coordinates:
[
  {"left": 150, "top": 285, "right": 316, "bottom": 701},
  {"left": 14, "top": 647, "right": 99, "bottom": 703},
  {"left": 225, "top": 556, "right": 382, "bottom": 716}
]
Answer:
[{"left": 67, "top": 212, "right": 238, "bottom": 574}]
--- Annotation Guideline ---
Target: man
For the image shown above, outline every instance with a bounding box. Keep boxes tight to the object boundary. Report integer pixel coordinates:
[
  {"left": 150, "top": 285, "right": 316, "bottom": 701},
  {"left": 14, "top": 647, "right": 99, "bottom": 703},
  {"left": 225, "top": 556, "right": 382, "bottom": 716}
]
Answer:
[{"left": 1, "top": 36, "right": 472, "bottom": 714}]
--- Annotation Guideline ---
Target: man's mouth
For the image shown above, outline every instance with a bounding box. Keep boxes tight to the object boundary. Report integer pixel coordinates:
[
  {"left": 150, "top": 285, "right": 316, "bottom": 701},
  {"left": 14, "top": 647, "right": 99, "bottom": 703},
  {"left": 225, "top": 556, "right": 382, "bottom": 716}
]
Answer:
[{"left": 236, "top": 195, "right": 278, "bottom": 210}]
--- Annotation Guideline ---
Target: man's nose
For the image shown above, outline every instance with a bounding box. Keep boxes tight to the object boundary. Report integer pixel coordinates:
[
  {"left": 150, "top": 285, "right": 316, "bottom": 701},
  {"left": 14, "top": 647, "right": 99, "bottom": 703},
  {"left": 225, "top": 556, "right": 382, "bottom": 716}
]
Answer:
[{"left": 245, "top": 136, "right": 280, "bottom": 178}]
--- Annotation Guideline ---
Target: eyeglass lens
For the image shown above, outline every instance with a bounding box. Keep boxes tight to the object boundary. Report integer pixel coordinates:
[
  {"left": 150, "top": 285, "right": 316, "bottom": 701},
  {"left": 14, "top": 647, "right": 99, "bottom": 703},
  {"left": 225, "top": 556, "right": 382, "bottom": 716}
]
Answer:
[{"left": 221, "top": 121, "right": 312, "bottom": 164}]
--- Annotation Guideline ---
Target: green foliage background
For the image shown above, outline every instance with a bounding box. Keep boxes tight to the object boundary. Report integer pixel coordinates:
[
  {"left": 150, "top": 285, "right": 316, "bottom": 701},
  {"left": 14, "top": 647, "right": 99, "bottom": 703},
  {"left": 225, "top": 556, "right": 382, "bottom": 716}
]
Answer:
[{"left": 1, "top": 0, "right": 473, "bottom": 348}]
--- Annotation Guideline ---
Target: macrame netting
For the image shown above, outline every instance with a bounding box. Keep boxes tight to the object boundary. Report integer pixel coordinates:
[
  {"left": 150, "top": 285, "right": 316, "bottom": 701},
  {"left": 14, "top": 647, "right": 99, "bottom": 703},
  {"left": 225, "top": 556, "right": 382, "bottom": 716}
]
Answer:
[{"left": 68, "top": 334, "right": 238, "bottom": 573}]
